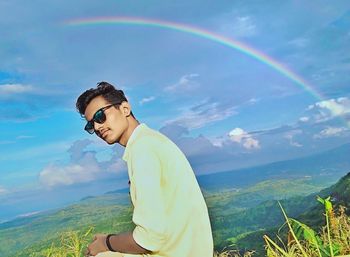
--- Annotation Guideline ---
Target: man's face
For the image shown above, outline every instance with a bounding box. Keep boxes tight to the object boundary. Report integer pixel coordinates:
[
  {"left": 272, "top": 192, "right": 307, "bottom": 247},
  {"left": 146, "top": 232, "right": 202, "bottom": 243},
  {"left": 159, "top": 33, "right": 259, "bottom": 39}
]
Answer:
[{"left": 84, "top": 95, "right": 130, "bottom": 144}]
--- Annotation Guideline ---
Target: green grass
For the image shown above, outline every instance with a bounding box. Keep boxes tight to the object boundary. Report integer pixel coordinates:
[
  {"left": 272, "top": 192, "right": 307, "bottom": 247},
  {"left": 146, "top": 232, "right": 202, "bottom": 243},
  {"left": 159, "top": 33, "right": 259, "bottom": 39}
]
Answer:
[
  {"left": 0, "top": 193, "right": 133, "bottom": 257},
  {"left": 17, "top": 197, "right": 350, "bottom": 257},
  {"left": 0, "top": 177, "right": 339, "bottom": 257},
  {"left": 263, "top": 197, "right": 350, "bottom": 257}
]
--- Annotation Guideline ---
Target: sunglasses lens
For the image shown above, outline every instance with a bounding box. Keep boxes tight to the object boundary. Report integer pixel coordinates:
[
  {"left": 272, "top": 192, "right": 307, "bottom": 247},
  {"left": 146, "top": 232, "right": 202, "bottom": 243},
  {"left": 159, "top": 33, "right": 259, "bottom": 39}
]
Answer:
[
  {"left": 93, "top": 109, "right": 106, "bottom": 124},
  {"left": 85, "top": 121, "right": 95, "bottom": 134},
  {"left": 84, "top": 104, "right": 114, "bottom": 134}
]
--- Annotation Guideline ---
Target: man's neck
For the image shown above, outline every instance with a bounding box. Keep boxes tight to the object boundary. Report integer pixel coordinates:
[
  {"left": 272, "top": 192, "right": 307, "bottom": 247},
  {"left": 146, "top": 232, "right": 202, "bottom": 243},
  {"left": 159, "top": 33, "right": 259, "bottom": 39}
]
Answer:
[{"left": 119, "top": 118, "right": 140, "bottom": 147}]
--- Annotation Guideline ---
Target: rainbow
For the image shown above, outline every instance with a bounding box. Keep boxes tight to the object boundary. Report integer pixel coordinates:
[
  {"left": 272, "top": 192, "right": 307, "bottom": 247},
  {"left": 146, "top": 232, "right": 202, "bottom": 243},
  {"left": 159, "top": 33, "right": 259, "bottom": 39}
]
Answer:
[
  {"left": 65, "top": 16, "right": 324, "bottom": 101},
  {"left": 66, "top": 17, "right": 350, "bottom": 127}
]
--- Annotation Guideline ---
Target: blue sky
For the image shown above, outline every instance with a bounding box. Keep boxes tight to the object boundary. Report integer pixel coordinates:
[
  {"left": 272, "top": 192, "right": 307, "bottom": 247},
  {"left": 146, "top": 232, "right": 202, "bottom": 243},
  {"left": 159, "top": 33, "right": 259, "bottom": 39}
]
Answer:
[{"left": 0, "top": 0, "right": 350, "bottom": 221}]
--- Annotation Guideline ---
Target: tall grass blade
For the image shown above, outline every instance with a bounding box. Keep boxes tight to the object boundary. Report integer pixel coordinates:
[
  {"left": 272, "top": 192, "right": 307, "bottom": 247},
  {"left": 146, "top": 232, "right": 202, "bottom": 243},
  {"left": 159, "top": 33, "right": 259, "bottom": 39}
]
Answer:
[
  {"left": 277, "top": 201, "right": 309, "bottom": 257},
  {"left": 317, "top": 196, "right": 335, "bottom": 257},
  {"left": 289, "top": 218, "right": 323, "bottom": 257},
  {"left": 264, "top": 234, "right": 288, "bottom": 257}
]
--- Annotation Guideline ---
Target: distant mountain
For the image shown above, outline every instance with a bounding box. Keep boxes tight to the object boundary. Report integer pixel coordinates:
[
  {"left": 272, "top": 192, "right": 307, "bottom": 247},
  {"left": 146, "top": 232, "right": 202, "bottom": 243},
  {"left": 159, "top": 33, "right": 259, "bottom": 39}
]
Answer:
[
  {"left": 0, "top": 177, "right": 325, "bottom": 257},
  {"left": 298, "top": 171, "right": 350, "bottom": 228},
  {"left": 325, "top": 171, "right": 350, "bottom": 209},
  {"left": 1, "top": 143, "right": 349, "bottom": 257},
  {"left": 198, "top": 143, "right": 350, "bottom": 191},
  {"left": 103, "top": 143, "right": 350, "bottom": 196},
  {"left": 105, "top": 187, "right": 130, "bottom": 194},
  {"left": 229, "top": 171, "right": 350, "bottom": 256},
  {"left": 0, "top": 193, "right": 133, "bottom": 257}
]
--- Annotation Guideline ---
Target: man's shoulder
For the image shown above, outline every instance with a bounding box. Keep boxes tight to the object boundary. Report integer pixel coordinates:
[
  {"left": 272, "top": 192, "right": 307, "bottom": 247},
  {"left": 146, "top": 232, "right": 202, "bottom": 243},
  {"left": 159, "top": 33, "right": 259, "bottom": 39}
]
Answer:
[
  {"left": 135, "top": 125, "right": 169, "bottom": 144},
  {"left": 130, "top": 126, "right": 175, "bottom": 155},
  {"left": 124, "top": 124, "right": 172, "bottom": 161}
]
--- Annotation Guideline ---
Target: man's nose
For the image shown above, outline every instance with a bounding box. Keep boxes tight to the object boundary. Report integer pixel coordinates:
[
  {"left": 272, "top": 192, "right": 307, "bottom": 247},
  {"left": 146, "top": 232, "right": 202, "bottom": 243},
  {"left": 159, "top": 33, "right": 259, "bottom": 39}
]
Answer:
[{"left": 94, "top": 121, "right": 104, "bottom": 133}]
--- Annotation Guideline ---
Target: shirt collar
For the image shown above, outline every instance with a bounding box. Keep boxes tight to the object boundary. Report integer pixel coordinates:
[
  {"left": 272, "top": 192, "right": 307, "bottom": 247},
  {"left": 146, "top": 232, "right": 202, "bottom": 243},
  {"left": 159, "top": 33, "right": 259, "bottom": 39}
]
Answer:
[{"left": 122, "top": 123, "right": 146, "bottom": 161}]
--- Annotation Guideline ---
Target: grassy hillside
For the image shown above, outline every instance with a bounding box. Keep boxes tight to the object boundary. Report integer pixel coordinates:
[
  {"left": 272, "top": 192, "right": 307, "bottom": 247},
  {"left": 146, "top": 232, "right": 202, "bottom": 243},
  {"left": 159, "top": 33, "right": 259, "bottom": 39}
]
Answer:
[
  {"left": 1, "top": 143, "right": 349, "bottom": 256},
  {"left": 229, "top": 172, "right": 350, "bottom": 256},
  {"left": 0, "top": 177, "right": 330, "bottom": 257},
  {"left": 0, "top": 193, "right": 134, "bottom": 257},
  {"left": 298, "top": 171, "right": 350, "bottom": 229}
]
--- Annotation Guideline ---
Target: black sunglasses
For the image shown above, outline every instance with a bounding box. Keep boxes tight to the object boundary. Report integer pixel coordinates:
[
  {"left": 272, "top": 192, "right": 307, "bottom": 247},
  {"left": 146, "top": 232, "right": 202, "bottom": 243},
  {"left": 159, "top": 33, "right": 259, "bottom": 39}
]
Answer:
[{"left": 84, "top": 103, "right": 119, "bottom": 134}]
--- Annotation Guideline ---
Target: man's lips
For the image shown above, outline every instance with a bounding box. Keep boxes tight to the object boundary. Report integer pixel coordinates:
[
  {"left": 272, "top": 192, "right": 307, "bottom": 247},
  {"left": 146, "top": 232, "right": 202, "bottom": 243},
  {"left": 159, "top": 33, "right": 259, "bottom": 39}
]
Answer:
[{"left": 99, "top": 129, "right": 109, "bottom": 139}]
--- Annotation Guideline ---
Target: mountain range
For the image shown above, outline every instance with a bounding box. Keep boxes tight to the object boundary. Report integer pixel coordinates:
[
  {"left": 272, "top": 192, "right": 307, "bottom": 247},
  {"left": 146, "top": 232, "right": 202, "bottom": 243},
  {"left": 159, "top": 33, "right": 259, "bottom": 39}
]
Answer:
[
  {"left": 198, "top": 142, "right": 350, "bottom": 191},
  {"left": 0, "top": 142, "right": 349, "bottom": 256}
]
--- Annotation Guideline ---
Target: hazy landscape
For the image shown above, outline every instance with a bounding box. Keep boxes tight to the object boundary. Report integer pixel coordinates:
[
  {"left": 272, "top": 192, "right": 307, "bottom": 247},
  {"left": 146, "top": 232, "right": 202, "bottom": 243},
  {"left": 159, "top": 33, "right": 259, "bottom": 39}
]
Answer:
[
  {"left": 1, "top": 143, "right": 349, "bottom": 256},
  {"left": 1, "top": 1, "right": 350, "bottom": 257}
]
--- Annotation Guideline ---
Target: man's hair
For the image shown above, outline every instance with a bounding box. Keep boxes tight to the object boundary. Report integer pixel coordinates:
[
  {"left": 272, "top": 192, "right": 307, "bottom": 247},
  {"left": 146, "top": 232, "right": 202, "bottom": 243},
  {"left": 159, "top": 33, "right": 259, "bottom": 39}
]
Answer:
[{"left": 76, "top": 81, "right": 134, "bottom": 117}]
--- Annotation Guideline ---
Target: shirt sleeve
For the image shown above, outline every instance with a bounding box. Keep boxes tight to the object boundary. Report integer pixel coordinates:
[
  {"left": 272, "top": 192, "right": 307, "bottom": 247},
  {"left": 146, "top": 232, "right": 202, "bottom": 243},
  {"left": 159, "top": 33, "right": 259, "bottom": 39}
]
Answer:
[{"left": 130, "top": 144, "right": 167, "bottom": 252}]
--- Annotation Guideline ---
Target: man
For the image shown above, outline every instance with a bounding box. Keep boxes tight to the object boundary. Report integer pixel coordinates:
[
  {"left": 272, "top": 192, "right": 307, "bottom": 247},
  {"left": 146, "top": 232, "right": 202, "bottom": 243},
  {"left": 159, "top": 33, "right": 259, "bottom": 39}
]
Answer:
[{"left": 76, "top": 82, "right": 213, "bottom": 257}]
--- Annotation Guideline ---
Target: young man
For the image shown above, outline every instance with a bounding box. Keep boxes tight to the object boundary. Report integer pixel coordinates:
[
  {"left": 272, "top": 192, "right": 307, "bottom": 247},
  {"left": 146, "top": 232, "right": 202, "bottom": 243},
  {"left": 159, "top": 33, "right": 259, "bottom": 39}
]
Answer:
[{"left": 76, "top": 82, "right": 213, "bottom": 257}]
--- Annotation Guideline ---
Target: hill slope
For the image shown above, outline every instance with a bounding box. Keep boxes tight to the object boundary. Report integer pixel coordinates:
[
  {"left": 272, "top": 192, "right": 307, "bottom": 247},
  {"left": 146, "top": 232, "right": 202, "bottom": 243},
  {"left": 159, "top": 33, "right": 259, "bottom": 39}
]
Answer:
[
  {"left": 198, "top": 143, "right": 350, "bottom": 191},
  {"left": 1, "top": 143, "right": 349, "bottom": 256},
  {"left": 232, "top": 172, "right": 350, "bottom": 256}
]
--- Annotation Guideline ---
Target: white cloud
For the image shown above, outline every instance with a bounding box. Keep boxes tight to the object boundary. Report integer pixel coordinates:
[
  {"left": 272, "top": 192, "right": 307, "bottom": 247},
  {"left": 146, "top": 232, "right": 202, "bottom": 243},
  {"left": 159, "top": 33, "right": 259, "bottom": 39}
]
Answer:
[
  {"left": 248, "top": 98, "right": 259, "bottom": 104},
  {"left": 315, "top": 97, "right": 350, "bottom": 116},
  {"left": 139, "top": 96, "right": 156, "bottom": 105},
  {"left": 229, "top": 128, "right": 246, "bottom": 143},
  {"left": 284, "top": 129, "right": 303, "bottom": 147},
  {"left": 229, "top": 127, "right": 260, "bottom": 150},
  {"left": 209, "top": 136, "right": 226, "bottom": 147},
  {"left": 164, "top": 73, "right": 199, "bottom": 92},
  {"left": 288, "top": 37, "right": 309, "bottom": 48},
  {"left": 299, "top": 116, "right": 309, "bottom": 122},
  {"left": 39, "top": 140, "right": 126, "bottom": 188},
  {"left": 243, "top": 137, "right": 260, "bottom": 149},
  {"left": 307, "top": 97, "right": 350, "bottom": 122},
  {"left": 0, "top": 84, "right": 33, "bottom": 95},
  {"left": 0, "top": 186, "right": 8, "bottom": 195},
  {"left": 107, "top": 159, "right": 126, "bottom": 174},
  {"left": 290, "top": 141, "right": 302, "bottom": 147},
  {"left": 166, "top": 100, "right": 237, "bottom": 129},
  {"left": 314, "top": 126, "right": 347, "bottom": 139},
  {"left": 220, "top": 16, "right": 257, "bottom": 38},
  {"left": 40, "top": 161, "right": 100, "bottom": 188}
]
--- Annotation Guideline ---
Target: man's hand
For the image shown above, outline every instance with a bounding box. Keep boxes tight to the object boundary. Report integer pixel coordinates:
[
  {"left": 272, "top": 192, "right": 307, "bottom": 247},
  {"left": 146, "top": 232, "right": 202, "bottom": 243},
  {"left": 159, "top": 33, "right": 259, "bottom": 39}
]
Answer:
[{"left": 86, "top": 233, "right": 109, "bottom": 256}]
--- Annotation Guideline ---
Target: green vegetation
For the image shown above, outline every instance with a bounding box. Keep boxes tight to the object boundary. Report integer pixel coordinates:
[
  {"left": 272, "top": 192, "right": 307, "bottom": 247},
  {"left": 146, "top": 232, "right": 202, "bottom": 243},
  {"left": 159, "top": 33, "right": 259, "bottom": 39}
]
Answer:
[
  {"left": 23, "top": 228, "right": 93, "bottom": 257},
  {"left": 13, "top": 196, "right": 350, "bottom": 257},
  {"left": 0, "top": 194, "right": 134, "bottom": 257},
  {"left": 1, "top": 173, "right": 349, "bottom": 257},
  {"left": 263, "top": 197, "right": 350, "bottom": 257},
  {"left": 208, "top": 178, "right": 326, "bottom": 251}
]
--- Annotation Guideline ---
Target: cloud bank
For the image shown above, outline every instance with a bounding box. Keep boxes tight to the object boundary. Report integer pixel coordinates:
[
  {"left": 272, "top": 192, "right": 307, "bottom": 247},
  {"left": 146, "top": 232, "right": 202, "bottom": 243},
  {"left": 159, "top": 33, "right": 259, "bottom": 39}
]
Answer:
[{"left": 39, "top": 139, "right": 126, "bottom": 188}]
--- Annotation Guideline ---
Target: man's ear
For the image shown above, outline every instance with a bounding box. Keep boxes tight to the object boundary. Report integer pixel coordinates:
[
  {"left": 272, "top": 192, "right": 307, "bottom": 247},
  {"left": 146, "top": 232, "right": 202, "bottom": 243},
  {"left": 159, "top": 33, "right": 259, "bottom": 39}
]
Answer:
[{"left": 120, "top": 101, "right": 131, "bottom": 117}]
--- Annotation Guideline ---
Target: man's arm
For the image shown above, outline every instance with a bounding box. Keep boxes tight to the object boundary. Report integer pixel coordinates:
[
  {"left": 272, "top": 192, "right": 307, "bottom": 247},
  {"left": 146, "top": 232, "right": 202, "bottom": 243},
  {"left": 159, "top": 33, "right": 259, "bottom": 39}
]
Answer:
[
  {"left": 86, "top": 231, "right": 151, "bottom": 256},
  {"left": 108, "top": 231, "right": 152, "bottom": 254}
]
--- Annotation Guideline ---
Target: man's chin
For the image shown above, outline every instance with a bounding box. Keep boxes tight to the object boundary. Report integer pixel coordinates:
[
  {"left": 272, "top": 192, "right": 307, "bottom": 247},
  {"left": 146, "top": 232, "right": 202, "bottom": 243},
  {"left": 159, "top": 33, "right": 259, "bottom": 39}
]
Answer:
[
  {"left": 104, "top": 136, "right": 118, "bottom": 145},
  {"left": 106, "top": 140, "right": 115, "bottom": 145},
  {"left": 103, "top": 138, "right": 114, "bottom": 145}
]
